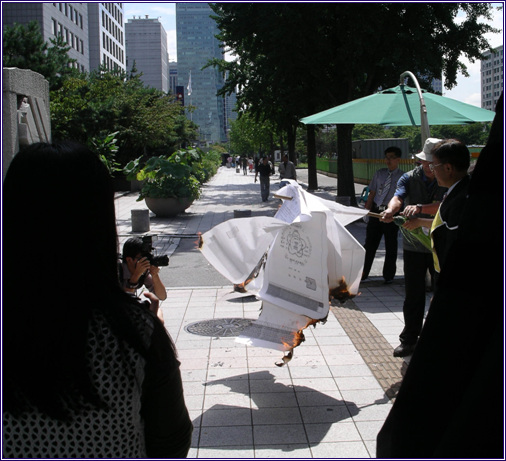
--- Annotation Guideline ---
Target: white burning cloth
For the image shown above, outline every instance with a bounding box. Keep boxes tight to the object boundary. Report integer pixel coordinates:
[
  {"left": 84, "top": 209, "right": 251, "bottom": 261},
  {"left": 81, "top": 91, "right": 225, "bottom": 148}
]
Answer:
[{"left": 199, "top": 183, "right": 367, "bottom": 364}]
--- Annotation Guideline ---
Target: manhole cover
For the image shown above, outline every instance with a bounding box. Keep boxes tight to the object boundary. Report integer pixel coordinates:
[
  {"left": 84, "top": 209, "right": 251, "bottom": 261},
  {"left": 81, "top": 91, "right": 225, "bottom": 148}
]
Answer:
[{"left": 185, "top": 318, "right": 253, "bottom": 337}]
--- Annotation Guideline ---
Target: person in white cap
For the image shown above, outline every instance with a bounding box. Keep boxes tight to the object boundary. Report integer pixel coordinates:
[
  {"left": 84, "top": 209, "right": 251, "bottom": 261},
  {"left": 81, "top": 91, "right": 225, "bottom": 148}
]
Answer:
[{"left": 381, "top": 137, "right": 447, "bottom": 358}]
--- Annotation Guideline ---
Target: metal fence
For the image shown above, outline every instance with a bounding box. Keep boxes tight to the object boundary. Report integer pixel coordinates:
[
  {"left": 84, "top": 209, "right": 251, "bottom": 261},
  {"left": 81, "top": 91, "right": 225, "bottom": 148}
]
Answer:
[{"left": 316, "top": 158, "right": 416, "bottom": 185}]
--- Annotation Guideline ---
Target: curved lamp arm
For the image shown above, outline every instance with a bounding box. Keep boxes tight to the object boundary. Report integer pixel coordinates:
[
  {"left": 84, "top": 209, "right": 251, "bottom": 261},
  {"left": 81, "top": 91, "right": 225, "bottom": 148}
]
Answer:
[{"left": 400, "top": 71, "right": 431, "bottom": 145}]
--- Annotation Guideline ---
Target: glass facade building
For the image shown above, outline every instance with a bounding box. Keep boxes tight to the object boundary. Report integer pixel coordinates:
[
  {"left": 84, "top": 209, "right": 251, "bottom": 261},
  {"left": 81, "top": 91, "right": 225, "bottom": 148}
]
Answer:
[{"left": 176, "top": 3, "right": 227, "bottom": 144}]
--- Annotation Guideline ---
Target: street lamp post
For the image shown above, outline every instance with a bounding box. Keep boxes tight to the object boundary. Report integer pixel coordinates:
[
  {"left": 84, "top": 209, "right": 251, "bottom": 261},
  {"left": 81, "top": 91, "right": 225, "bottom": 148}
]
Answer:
[{"left": 399, "top": 71, "right": 431, "bottom": 145}]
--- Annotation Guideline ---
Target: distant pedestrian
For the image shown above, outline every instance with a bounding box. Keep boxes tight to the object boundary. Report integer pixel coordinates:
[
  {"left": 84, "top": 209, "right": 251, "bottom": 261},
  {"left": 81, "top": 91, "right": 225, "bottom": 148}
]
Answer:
[
  {"left": 362, "top": 146, "right": 404, "bottom": 283},
  {"left": 241, "top": 156, "right": 248, "bottom": 175},
  {"left": 278, "top": 154, "right": 297, "bottom": 187},
  {"left": 255, "top": 156, "right": 272, "bottom": 201}
]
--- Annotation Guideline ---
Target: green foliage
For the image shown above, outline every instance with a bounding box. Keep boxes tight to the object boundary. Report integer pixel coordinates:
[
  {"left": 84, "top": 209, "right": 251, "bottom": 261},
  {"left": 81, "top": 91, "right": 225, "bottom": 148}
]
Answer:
[
  {"left": 89, "top": 131, "right": 120, "bottom": 176},
  {"left": 50, "top": 69, "right": 196, "bottom": 166},
  {"left": 3, "top": 21, "right": 78, "bottom": 90},
  {"left": 209, "top": 4, "right": 498, "bottom": 196},
  {"left": 123, "top": 147, "right": 221, "bottom": 202},
  {"left": 201, "top": 148, "right": 223, "bottom": 180},
  {"left": 228, "top": 112, "right": 277, "bottom": 156}
]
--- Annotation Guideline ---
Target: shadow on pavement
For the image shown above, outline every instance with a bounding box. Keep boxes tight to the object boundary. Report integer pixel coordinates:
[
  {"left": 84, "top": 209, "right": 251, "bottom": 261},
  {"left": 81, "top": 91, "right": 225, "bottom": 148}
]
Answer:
[{"left": 195, "top": 370, "right": 360, "bottom": 451}]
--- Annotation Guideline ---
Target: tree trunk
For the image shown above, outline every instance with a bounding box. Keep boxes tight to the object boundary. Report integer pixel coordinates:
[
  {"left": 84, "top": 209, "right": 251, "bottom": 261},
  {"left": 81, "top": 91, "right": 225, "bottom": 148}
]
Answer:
[
  {"left": 336, "top": 124, "right": 356, "bottom": 206},
  {"left": 306, "top": 124, "right": 318, "bottom": 191},
  {"left": 287, "top": 125, "right": 297, "bottom": 164}
]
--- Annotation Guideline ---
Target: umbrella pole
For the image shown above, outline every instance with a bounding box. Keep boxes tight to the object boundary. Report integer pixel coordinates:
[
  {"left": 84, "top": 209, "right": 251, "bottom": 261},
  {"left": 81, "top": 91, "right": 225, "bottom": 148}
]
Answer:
[{"left": 400, "top": 71, "right": 431, "bottom": 145}]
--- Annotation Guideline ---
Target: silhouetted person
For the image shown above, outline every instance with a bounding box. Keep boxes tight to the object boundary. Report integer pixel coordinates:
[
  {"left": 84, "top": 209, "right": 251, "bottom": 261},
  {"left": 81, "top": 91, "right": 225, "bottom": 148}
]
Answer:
[
  {"left": 377, "top": 93, "right": 504, "bottom": 458},
  {"left": 3, "top": 142, "right": 192, "bottom": 458}
]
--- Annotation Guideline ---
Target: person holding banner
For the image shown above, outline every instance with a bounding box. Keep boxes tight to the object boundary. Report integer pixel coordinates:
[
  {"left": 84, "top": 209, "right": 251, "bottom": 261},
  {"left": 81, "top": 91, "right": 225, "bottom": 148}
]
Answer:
[
  {"left": 401, "top": 139, "right": 471, "bottom": 283},
  {"left": 381, "top": 138, "right": 446, "bottom": 358}
]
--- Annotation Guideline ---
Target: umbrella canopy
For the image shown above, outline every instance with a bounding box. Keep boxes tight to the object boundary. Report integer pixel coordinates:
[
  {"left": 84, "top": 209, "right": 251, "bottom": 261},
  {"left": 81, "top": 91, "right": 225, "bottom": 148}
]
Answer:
[{"left": 300, "top": 85, "right": 496, "bottom": 126}]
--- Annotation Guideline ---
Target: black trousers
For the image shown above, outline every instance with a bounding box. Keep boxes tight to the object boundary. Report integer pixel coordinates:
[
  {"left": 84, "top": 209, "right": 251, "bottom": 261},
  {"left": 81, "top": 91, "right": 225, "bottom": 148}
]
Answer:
[
  {"left": 399, "top": 250, "right": 435, "bottom": 345},
  {"left": 362, "top": 216, "right": 399, "bottom": 280}
]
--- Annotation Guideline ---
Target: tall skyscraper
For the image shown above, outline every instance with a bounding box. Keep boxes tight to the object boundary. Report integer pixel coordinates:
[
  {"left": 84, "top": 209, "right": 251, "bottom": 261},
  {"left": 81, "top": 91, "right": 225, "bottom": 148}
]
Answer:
[
  {"left": 176, "top": 3, "right": 228, "bottom": 144},
  {"left": 87, "top": 3, "right": 125, "bottom": 73},
  {"left": 125, "top": 16, "right": 169, "bottom": 92},
  {"left": 168, "top": 61, "right": 178, "bottom": 94},
  {"left": 3, "top": 2, "right": 89, "bottom": 72},
  {"left": 481, "top": 45, "right": 503, "bottom": 110}
]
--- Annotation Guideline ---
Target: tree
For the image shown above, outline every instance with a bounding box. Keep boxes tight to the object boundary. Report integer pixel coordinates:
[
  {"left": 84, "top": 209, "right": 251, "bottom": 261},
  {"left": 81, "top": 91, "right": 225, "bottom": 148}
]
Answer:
[
  {"left": 50, "top": 69, "right": 197, "bottom": 166},
  {"left": 3, "top": 20, "right": 78, "bottom": 90},
  {"left": 228, "top": 112, "right": 277, "bottom": 157},
  {"left": 209, "top": 4, "right": 498, "bottom": 203}
]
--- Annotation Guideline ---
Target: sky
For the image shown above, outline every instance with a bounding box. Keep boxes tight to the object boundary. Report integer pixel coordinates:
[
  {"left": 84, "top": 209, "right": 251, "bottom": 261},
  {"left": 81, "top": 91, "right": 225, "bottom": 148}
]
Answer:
[{"left": 124, "top": 2, "right": 504, "bottom": 108}]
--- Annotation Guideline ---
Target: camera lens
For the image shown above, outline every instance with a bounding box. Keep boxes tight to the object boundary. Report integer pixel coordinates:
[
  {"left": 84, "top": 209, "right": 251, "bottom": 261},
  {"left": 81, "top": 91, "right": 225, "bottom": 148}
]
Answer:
[{"left": 152, "top": 255, "right": 169, "bottom": 267}]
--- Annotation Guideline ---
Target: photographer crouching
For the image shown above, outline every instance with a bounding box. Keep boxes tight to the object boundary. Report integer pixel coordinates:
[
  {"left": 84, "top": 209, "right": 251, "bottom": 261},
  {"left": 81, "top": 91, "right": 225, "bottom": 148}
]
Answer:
[{"left": 119, "top": 237, "right": 168, "bottom": 321}]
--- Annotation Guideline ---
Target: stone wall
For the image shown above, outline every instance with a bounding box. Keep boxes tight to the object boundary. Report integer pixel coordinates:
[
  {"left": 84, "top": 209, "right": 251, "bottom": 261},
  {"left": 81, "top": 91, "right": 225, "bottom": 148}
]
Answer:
[{"left": 2, "top": 67, "right": 51, "bottom": 179}]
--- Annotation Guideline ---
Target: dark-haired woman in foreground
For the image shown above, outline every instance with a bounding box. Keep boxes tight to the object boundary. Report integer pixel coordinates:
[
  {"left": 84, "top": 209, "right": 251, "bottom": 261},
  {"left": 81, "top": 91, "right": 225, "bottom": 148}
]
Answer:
[{"left": 2, "top": 142, "right": 192, "bottom": 458}]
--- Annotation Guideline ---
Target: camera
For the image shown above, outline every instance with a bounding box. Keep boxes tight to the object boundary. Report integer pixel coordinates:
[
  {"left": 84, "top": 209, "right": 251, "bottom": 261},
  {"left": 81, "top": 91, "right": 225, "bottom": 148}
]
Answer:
[
  {"left": 141, "top": 235, "right": 169, "bottom": 267},
  {"left": 143, "top": 252, "right": 169, "bottom": 267}
]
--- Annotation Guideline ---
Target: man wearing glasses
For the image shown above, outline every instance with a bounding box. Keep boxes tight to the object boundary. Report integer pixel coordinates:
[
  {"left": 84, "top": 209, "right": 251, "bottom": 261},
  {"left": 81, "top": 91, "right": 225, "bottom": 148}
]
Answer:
[
  {"left": 362, "top": 146, "right": 404, "bottom": 284},
  {"left": 400, "top": 140, "right": 472, "bottom": 279},
  {"left": 381, "top": 138, "right": 447, "bottom": 358}
]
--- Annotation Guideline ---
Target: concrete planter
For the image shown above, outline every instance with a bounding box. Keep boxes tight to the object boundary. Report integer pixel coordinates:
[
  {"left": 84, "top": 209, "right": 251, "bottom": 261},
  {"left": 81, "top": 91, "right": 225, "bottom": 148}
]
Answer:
[{"left": 144, "top": 197, "right": 193, "bottom": 217}]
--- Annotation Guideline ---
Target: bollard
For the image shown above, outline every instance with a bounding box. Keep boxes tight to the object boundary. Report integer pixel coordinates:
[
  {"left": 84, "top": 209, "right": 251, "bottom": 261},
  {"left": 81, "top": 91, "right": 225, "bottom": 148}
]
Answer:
[
  {"left": 131, "top": 209, "right": 150, "bottom": 232},
  {"left": 234, "top": 209, "right": 252, "bottom": 218}
]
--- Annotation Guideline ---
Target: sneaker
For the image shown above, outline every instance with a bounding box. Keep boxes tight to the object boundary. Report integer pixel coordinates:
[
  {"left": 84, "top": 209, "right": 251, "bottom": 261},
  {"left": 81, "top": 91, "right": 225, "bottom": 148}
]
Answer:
[
  {"left": 384, "top": 279, "right": 393, "bottom": 284},
  {"left": 393, "top": 343, "right": 416, "bottom": 358}
]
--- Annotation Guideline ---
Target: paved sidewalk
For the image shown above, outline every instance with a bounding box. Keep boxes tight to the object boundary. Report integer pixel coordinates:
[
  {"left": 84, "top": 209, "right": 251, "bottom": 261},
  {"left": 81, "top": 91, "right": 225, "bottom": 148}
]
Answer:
[{"left": 115, "top": 167, "right": 432, "bottom": 458}]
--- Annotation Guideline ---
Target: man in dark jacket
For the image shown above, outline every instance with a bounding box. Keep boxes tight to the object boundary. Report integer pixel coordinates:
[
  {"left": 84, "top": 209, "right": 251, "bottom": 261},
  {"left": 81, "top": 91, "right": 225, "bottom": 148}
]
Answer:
[
  {"left": 254, "top": 156, "right": 273, "bottom": 201},
  {"left": 428, "top": 139, "right": 471, "bottom": 275}
]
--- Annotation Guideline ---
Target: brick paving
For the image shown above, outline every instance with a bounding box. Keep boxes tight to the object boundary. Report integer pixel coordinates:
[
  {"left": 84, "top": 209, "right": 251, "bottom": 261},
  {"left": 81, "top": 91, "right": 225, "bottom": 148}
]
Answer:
[{"left": 330, "top": 301, "right": 404, "bottom": 401}]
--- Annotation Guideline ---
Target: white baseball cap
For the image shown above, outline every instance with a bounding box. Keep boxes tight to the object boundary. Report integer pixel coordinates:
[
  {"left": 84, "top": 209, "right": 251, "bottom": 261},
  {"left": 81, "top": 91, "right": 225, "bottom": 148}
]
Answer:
[{"left": 415, "top": 137, "right": 442, "bottom": 162}]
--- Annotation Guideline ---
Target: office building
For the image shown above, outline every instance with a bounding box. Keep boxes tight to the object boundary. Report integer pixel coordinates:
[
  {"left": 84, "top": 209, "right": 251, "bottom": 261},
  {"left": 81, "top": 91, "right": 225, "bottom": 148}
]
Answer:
[
  {"left": 87, "top": 3, "right": 125, "bottom": 73},
  {"left": 223, "top": 70, "right": 237, "bottom": 135},
  {"left": 169, "top": 61, "right": 178, "bottom": 94},
  {"left": 125, "top": 16, "right": 169, "bottom": 92},
  {"left": 3, "top": 2, "right": 89, "bottom": 72},
  {"left": 176, "top": 3, "right": 228, "bottom": 144},
  {"left": 481, "top": 45, "right": 503, "bottom": 110},
  {"left": 431, "top": 77, "right": 443, "bottom": 94}
]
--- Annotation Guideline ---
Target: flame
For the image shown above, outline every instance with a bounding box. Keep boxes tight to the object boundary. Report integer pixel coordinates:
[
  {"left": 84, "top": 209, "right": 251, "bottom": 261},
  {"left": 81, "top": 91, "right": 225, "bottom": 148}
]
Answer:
[
  {"left": 232, "top": 252, "right": 268, "bottom": 294},
  {"left": 281, "top": 329, "right": 306, "bottom": 350},
  {"left": 329, "top": 276, "right": 356, "bottom": 302},
  {"left": 196, "top": 232, "right": 203, "bottom": 249},
  {"left": 233, "top": 283, "right": 247, "bottom": 293}
]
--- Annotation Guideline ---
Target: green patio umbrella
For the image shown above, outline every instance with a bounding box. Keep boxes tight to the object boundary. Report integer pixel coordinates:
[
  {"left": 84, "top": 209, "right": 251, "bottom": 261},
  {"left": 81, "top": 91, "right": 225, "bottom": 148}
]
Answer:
[{"left": 300, "top": 74, "right": 495, "bottom": 143}]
